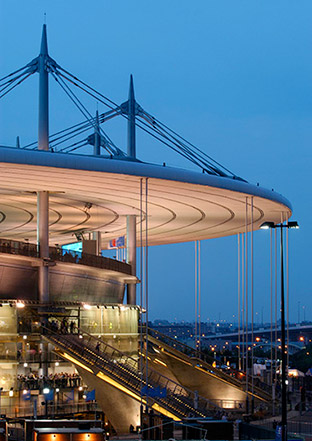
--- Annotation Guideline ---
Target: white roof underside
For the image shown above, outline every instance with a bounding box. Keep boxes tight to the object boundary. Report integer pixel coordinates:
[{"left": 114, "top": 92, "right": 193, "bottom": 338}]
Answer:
[{"left": 0, "top": 147, "right": 292, "bottom": 247}]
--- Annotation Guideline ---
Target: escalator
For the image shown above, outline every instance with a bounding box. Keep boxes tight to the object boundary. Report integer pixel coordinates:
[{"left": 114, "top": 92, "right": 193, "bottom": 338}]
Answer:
[
  {"left": 145, "top": 326, "right": 272, "bottom": 404},
  {"left": 43, "top": 325, "right": 221, "bottom": 422}
]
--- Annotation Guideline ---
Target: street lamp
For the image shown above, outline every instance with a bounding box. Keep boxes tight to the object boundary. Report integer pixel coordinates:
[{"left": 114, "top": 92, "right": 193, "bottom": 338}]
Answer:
[{"left": 260, "top": 220, "right": 299, "bottom": 441}]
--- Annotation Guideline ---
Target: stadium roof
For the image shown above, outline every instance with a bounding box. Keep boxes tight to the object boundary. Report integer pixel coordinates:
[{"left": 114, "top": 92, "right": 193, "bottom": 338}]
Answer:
[{"left": 0, "top": 146, "right": 292, "bottom": 247}]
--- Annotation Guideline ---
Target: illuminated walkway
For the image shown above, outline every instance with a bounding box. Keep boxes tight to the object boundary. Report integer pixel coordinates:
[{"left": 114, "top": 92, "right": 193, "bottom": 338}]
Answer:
[{"left": 43, "top": 323, "right": 220, "bottom": 423}]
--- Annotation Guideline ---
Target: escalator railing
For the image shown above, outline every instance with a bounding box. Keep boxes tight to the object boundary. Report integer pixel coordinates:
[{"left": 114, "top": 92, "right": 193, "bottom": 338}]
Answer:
[
  {"left": 43, "top": 324, "right": 222, "bottom": 419},
  {"left": 145, "top": 326, "right": 273, "bottom": 399}
]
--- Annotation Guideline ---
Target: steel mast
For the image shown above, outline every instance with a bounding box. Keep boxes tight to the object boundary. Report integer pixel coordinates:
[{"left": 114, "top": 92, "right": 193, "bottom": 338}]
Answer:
[
  {"left": 126, "top": 75, "right": 137, "bottom": 304},
  {"left": 37, "top": 24, "right": 50, "bottom": 305}
]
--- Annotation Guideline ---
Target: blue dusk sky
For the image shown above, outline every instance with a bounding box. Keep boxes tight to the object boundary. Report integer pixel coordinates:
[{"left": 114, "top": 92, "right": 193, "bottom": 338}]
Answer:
[{"left": 0, "top": 1, "right": 311, "bottom": 323}]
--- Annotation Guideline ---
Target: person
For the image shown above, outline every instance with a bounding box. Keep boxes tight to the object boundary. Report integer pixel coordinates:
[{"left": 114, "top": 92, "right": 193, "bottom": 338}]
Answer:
[
  {"left": 70, "top": 321, "right": 75, "bottom": 334},
  {"left": 61, "top": 318, "right": 68, "bottom": 334},
  {"left": 96, "top": 341, "right": 100, "bottom": 353}
]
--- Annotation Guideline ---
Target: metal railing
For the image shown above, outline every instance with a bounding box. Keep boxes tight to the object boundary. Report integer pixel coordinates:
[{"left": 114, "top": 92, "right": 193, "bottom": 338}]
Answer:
[
  {"left": 0, "top": 401, "right": 98, "bottom": 419},
  {"left": 145, "top": 326, "right": 273, "bottom": 398},
  {"left": 0, "top": 238, "right": 131, "bottom": 275},
  {"left": 43, "top": 322, "right": 222, "bottom": 419}
]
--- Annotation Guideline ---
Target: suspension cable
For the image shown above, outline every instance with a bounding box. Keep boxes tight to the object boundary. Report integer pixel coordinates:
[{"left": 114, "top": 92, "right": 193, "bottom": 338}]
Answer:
[
  {"left": 0, "top": 63, "right": 34, "bottom": 83},
  {"left": 51, "top": 68, "right": 124, "bottom": 156},
  {"left": 142, "top": 110, "right": 237, "bottom": 177},
  {"left": 58, "top": 139, "right": 89, "bottom": 153},
  {"left": 54, "top": 64, "right": 242, "bottom": 178},
  {"left": 0, "top": 72, "right": 33, "bottom": 100},
  {"left": 51, "top": 70, "right": 116, "bottom": 155},
  {"left": 66, "top": 141, "right": 89, "bottom": 154},
  {"left": 3, "top": 57, "right": 244, "bottom": 179}
]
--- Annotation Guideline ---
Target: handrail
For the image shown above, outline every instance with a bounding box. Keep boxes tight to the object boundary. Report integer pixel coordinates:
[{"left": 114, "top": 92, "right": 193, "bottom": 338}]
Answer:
[
  {"left": 43, "top": 321, "right": 223, "bottom": 418},
  {"left": 0, "top": 238, "right": 132, "bottom": 275},
  {"left": 145, "top": 326, "right": 273, "bottom": 398}
]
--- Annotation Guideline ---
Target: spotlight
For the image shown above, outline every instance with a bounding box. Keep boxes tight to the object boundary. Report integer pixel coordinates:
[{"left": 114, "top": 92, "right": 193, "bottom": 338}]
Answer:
[
  {"left": 260, "top": 221, "right": 275, "bottom": 230},
  {"left": 16, "top": 301, "right": 25, "bottom": 309},
  {"left": 288, "top": 221, "right": 299, "bottom": 229},
  {"left": 43, "top": 387, "right": 50, "bottom": 394},
  {"left": 23, "top": 362, "right": 28, "bottom": 367},
  {"left": 9, "top": 389, "right": 13, "bottom": 397}
]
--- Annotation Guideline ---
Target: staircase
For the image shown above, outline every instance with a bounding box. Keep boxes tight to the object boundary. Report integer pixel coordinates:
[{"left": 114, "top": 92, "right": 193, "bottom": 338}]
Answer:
[
  {"left": 43, "top": 325, "right": 221, "bottom": 420},
  {"left": 145, "top": 326, "right": 272, "bottom": 401}
]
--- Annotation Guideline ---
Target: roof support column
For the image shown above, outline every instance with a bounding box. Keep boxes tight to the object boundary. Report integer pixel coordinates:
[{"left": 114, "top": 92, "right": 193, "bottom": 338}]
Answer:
[
  {"left": 37, "top": 24, "right": 50, "bottom": 305},
  {"left": 92, "top": 111, "right": 102, "bottom": 254},
  {"left": 127, "top": 75, "right": 137, "bottom": 304},
  {"left": 127, "top": 216, "right": 137, "bottom": 304},
  {"left": 37, "top": 191, "right": 49, "bottom": 303},
  {"left": 93, "top": 231, "right": 102, "bottom": 256}
]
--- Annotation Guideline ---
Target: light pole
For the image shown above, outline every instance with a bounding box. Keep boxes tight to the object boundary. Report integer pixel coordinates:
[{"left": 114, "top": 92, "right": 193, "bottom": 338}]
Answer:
[{"left": 261, "top": 221, "right": 299, "bottom": 441}]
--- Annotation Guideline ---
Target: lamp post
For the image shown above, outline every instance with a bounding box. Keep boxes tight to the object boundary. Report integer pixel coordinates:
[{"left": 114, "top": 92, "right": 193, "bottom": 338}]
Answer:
[{"left": 261, "top": 221, "right": 299, "bottom": 441}]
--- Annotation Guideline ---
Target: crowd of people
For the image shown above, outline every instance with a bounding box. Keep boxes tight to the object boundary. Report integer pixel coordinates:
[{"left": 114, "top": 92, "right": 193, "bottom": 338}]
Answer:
[
  {"left": 0, "top": 238, "right": 126, "bottom": 273},
  {"left": 49, "top": 318, "right": 78, "bottom": 334},
  {"left": 17, "top": 372, "right": 81, "bottom": 390}
]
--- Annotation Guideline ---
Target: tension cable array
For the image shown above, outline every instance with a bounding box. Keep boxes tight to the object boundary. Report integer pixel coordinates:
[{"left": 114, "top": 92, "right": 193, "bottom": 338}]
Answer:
[
  {"left": 0, "top": 60, "right": 37, "bottom": 99},
  {"left": 0, "top": 53, "right": 244, "bottom": 180},
  {"left": 53, "top": 63, "right": 243, "bottom": 179}
]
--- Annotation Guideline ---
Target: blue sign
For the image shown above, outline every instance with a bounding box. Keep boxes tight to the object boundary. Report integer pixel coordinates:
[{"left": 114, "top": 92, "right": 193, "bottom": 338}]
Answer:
[
  {"left": 44, "top": 389, "right": 54, "bottom": 401},
  {"left": 22, "top": 390, "right": 31, "bottom": 401},
  {"left": 109, "top": 236, "right": 125, "bottom": 249},
  {"left": 85, "top": 389, "right": 95, "bottom": 402},
  {"left": 141, "top": 386, "right": 167, "bottom": 398}
]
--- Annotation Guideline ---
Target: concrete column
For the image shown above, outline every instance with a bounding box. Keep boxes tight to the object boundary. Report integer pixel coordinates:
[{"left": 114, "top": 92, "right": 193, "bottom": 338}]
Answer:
[
  {"left": 37, "top": 191, "right": 49, "bottom": 303},
  {"left": 127, "top": 216, "right": 136, "bottom": 304},
  {"left": 92, "top": 231, "right": 102, "bottom": 256}
]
